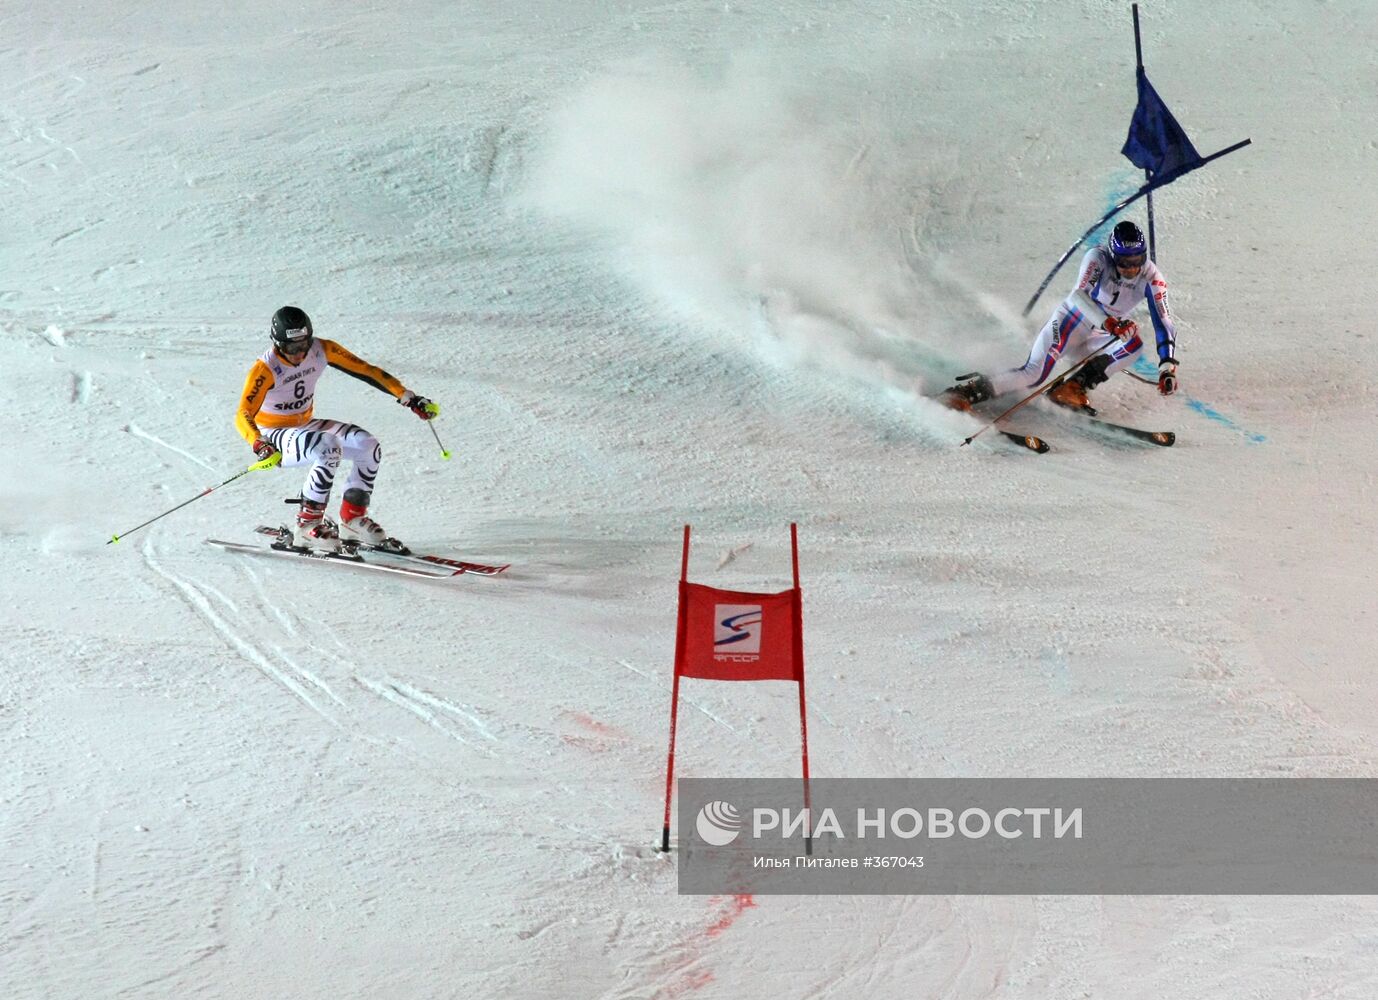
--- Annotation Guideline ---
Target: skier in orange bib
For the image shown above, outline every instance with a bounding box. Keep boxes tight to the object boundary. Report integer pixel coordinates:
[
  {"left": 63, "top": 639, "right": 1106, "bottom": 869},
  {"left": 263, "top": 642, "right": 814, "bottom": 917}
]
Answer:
[{"left": 235, "top": 306, "right": 438, "bottom": 552}]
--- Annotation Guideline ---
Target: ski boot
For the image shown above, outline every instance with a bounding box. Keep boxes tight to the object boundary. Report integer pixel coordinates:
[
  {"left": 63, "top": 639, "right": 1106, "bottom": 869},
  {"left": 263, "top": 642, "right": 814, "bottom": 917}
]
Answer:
[
  {"left": 337, "top": 488, "right": 391, "bottom": 548},
  {"left": 1049, "top": 355, "right": 1113, "bottom": 413},
  {"left": 939, "top": 373, "right": 995, "bottom": 412},
  {"left": 293, "top": 498, "right": 342, "bottom": 553}
]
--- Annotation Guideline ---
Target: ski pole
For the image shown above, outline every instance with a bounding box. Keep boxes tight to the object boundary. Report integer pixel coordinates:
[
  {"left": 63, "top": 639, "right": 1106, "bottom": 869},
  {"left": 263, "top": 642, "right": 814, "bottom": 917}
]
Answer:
[
  {"left": 427, "top": 419, "right": 452, "bottom": 460},
  {"left": 107, "top": 454, "right": 281, "bottom": 545},
  {"left": 960, "top": 341, "right": 1120, "bottom": 448}
]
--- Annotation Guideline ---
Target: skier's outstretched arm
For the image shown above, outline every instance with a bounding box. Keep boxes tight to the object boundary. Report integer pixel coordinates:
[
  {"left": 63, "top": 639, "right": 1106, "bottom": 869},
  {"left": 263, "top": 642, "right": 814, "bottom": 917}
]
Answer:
[
  {"left": 1145, "top": 267, "right": 1177, "bottom": 363},
  {"left": 1146, "top": 268, "right": 1179, "bottom": 395},
  {"left": 321, "top": 339, "right": 408, "bottom": 397},
  {"left": 322, "top": 339, "right": 439, "bottom": 420}
]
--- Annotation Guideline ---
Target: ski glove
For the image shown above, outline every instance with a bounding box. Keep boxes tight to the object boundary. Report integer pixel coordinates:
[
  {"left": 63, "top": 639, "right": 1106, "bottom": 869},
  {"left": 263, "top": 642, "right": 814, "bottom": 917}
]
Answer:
[
  {"left": 1158, "top": 359, "right": 1178, "bottom": 396},
  {"left": 252, "top": 438, "right": 281, "bottom": 467},
  {"left": 1103, "top": 316, "right": 1138, "bottom": 341},
  {"left": 400, "top": 390, "right": 440, "bottom": 421}
]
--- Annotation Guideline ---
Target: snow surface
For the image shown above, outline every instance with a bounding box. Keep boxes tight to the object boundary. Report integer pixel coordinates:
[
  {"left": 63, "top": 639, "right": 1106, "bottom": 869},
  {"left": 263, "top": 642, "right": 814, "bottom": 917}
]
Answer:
[{"left": 6, "top": 1, "right": 1378, "bottom": 997}]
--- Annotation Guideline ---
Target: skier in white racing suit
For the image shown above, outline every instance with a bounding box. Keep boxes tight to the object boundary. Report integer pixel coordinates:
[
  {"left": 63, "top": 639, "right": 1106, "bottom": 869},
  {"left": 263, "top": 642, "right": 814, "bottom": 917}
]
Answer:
[
  {"left": 942, "top": 220, "right": 1179, "bottom": 411},
  {"left": 235, "top": 306, "right": 438, "bottom": 552}
]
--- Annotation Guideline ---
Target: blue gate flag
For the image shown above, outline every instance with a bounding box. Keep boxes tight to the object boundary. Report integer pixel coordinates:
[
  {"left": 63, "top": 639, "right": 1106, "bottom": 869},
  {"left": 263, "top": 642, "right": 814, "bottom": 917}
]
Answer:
[{"left": 1122, "top": 68, "right": 1202, "bottom": 183}]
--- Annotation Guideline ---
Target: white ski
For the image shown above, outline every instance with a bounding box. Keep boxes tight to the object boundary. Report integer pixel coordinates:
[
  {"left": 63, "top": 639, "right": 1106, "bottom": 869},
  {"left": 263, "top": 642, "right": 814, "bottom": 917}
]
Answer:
[
  {"left": 206, "top": 538, "right": 458, "bottom": 579},
  {"left": 252, "top": 525, "right": 510, "bottom": 576}
]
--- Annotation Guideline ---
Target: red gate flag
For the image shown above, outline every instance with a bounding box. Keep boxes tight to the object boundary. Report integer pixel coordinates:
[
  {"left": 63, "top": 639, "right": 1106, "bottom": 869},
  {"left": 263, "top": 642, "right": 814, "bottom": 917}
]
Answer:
[
  {"left": 676, "top": 583, "right": 801, "bottom": 682},
  {"left": 660, "top": 524, "right": 812, "bottom": 853}
]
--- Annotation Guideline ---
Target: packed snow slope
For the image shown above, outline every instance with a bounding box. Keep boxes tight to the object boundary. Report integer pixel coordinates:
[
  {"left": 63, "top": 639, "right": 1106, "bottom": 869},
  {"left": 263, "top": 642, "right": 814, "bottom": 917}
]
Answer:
[{"left": 5, "top": 1, "right": 1378, "bottom": 997}]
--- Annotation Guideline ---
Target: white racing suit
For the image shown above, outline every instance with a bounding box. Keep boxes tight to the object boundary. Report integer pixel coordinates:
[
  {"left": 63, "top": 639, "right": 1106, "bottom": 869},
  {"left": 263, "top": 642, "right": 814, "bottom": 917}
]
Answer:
[
  {"left": 262, "top": 418, "right": 381, "bottom": 506},
  {"left": 992, "top": 245, "right": 1177, "bottom": 396}
]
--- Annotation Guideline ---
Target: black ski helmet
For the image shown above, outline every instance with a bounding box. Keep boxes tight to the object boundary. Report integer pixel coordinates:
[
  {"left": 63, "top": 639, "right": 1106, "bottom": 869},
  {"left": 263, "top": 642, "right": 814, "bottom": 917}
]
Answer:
[
  {"left": 270, "top": 305, "right": 313, "bottom": 353},
  {"left": 1108, "top": 221, "right": 1147, "bottom": 269}
]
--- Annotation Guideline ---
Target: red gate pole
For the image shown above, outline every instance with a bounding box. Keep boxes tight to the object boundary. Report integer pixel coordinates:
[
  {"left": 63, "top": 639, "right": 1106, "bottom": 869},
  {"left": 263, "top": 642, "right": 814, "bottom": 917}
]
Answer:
[
  {"left": 791, "top": 523, "right": 813, "bottom": 856},
  {"left": 660, "top": 525, "right": 692, "bottom": 852}
]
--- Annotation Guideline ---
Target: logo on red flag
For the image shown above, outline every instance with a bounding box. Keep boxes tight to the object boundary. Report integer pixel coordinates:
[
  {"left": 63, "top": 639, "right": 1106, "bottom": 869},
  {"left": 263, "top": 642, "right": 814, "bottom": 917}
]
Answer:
[
  {"left": 677, "top": 583, "right": 799, "bottom": 682},
  {"left": 714, "top": 604, "right": 762, "bottom": 661}
]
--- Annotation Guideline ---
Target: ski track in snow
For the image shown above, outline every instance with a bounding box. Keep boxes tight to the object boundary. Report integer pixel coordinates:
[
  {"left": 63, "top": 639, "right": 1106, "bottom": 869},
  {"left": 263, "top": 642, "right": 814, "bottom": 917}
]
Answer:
[
  {"left": 150, "top": 544, "right": 517, "bottom": 765},
  {"left": 351, "top": 674, "right": 501, "bottom": 757},
  {"left": 141, "top": 541, "right": 346, "bottom": 728},
  {"left": 126, "top": 421, "right": 219, "bottom": 473}
]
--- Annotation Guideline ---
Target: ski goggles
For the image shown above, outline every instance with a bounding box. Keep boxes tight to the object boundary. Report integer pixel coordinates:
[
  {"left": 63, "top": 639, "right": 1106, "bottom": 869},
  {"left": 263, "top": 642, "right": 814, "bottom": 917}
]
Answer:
[
  {"left": 279, "top": 329, "right": 313, "bottom": 353},
  {"left": 1113, "top": 252, "right": 1147, "bottom": 271}
]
